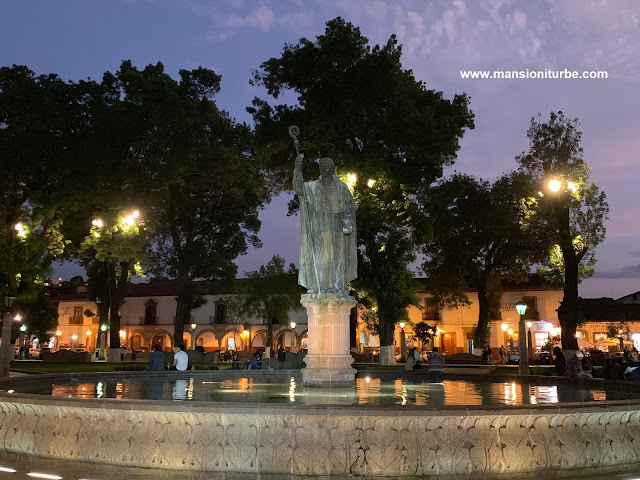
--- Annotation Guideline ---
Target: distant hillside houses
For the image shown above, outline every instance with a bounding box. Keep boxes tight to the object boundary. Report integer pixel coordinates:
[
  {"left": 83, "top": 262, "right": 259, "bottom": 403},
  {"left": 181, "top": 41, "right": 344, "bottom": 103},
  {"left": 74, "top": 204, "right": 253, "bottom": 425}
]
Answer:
[{"left": 50, "top": 278, "right": 640, "bottom": 357}]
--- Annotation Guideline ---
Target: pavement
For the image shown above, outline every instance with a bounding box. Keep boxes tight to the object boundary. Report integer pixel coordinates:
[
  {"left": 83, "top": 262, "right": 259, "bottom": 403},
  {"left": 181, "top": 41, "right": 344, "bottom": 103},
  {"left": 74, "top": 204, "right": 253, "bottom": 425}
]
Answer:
[{"left": 0, "top": 451, "right": 640, "bottom": 480}]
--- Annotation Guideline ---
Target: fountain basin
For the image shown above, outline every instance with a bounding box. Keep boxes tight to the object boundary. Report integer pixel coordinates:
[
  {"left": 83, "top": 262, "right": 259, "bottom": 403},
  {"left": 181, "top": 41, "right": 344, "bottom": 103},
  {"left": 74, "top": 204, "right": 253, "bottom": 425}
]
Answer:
[{"left": 1, "top": 371, "right": 640, "bottom": 477}]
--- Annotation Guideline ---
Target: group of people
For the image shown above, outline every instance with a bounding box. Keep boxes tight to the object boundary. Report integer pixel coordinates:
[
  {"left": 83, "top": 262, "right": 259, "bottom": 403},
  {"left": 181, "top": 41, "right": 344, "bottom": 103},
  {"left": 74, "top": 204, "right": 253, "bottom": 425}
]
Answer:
[
  {"left": 404, "top": 347, "right": 446, "bottom": 373},
  {"left": 552, "top": 346, "right": 640, "bottom": 380},
  {"left": 145, "top": 343, "right": 190, "bottom": 372}
]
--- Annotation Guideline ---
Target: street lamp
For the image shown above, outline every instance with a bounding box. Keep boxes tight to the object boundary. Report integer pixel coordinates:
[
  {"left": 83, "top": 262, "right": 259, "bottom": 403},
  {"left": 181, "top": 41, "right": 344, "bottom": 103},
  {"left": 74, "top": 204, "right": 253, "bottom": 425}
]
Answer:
[
  {"left": 190, "top": 323, "right": 197, "bottom": 350},
  {"left": 290, "top": 322, "right": 296, "bottom": 352},
  {"left": 526, "top": 321, "right": 534, "bottom": 360},
  {"left": 515, "top": 301, "right": 529, "bottom": 375},
  {"left": 1, "top": 294, "right": 17, "bottom": 377},
  {"left": 399, "top": 322, "right": 406, "bottom": 359}
]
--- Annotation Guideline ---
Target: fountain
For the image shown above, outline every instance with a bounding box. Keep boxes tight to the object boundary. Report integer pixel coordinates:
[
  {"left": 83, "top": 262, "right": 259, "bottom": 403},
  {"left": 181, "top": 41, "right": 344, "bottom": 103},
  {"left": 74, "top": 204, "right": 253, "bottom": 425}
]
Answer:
[{"left": 2, "top": 371, "right": 640, "bottom": 477}]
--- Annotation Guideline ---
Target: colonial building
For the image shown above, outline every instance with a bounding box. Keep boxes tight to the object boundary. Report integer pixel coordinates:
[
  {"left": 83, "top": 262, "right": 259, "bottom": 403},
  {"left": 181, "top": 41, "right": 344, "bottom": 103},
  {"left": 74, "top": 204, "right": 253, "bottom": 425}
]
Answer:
[
  {"left": 53, "top": 277, "right": 640, "bottom": 358},
  {"left": 54, "top": 279, "right": 308, "bottom": 354},
  {"left": 358, "top": 276, "right": 565, "bottom": 356}
]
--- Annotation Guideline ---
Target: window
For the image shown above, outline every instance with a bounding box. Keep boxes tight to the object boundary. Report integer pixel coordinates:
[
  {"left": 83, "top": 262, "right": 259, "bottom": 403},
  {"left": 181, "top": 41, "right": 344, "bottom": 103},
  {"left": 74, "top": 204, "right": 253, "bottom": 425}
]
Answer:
[
  {"left": 70, "top": 306, "right": 83, "bottom": 325},
  {"left": 521, "top": 296, "right": 539, "bottom": 320},
  {"left": 423, "top": 298, "right": 440, "bottom": 321},
  {"left": 215, "top": 302, "right": 226, "bottom": 323},
  {"left": 144, "top": 300, "right": 157, "bottom": 325}
]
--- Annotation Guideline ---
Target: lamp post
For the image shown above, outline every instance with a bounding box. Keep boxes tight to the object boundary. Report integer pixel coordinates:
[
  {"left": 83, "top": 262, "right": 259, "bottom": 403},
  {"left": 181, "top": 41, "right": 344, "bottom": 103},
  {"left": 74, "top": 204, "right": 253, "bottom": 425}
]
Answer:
[
  {"left": 86, "top": 330, "right": 92, "bottom": 352},
  {"left": 190, "top": 323, "right": 197, "bottom": 350},
  {"left": 99, "top": 324, "right": 107, "bottom": 360},
  {"left": 526, "top": 321, "right": 534, "bottom": 360},
  {"left": 290, "top": 322, "right": 296, "bottom": 352},
  {"left": 516, "top": 301, "right": 529, "bottom": 375},
  {"left": 1, "top": 294, "right": 17, "bottom": 377},
  {"left": 399, "top": 322, "right": 406, "bottom": 359}
]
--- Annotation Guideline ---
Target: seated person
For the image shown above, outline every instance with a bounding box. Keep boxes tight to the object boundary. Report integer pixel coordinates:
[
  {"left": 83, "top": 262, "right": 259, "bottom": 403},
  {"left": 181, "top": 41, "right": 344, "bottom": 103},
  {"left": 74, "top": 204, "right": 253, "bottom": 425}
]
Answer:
[
  {"left": 553, "top": 347, "right": 566, "bottom": 376},
  {"left": 427, "top": 347, "right": 445, "bottom": 373},
  {"left": 169, "top": 344, "right": 189, "bottom": 371},
  {"left": 404, "top": 350, "right": 416, "bottom": 372},
  {"left": 625, "top": 349, "right": 640, "bottom": 381},
  {"left": 146, "top": 343, "right": 165, "bottom": 371},
  {"left": 566, "top": 351, "right": 584, "bottom": 377},
  {"left": 246, "top": 351, "right": 263, "bottom": 370},
  {"left": 581, "top": 355, "right": 593, "bottom": 378}
]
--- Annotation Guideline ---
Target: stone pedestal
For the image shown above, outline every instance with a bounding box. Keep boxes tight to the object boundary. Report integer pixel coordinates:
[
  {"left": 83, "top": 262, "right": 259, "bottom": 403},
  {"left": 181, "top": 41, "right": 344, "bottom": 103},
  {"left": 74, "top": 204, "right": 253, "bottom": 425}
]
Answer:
[{"left": 301, "top": 293, "right": 357, "bottom": 387}]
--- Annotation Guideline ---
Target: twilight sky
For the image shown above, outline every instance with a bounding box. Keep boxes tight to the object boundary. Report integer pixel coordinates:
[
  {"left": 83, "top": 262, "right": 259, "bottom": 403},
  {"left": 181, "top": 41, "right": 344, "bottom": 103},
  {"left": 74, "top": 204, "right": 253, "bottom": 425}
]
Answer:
[{"left": 2, "top": 0, "right": 639, "bottom": 299}]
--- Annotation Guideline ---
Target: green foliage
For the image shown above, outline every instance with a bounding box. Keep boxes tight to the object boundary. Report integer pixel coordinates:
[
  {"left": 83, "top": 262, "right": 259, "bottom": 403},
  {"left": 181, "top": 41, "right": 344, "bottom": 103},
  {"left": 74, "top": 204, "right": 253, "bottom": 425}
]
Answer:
[
  {"left": 360, "top": 307, "right": 379, "bottom": 336},
  {"left": 241, "top": 255, "right": 304, "bottom": 347},
  {"left": 250, "top": 18, "right": 473, "bottom": 354},
  {"left": 420, "top": 173, "right": 539, "bottom": 344},
  {"left": 15, "top": 294, "right": 58, "bottom": 341},
  {"left": 99, "top": 61, "right": 269, "bottom": 344},
  {"left": 413, "top": 322, "right": 436, "bottom": 353},
  {"left": 608, "top": 322, "right": 630, "bottom": 339},
  {"left": 0, "top": 66, "right": 94, "bottom": 301}
]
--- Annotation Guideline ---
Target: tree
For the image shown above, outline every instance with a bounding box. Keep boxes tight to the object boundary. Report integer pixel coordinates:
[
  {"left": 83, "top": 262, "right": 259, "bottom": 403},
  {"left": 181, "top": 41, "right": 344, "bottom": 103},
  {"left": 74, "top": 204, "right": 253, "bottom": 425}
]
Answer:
[
  {"left": 420, "top": 173, "right": 543, "bottom": 347},
  {"left": 242, "top": 255, "right": 303, "bottom": 350},
  {"left": 103, "top": 61, "right": 269, "bottom": 347},
  {"left": 250, "top": 18, "right": 474, "bottom": 364},
  {"left": 0, "top": 66, "right": 97, "bottom": 305},
  {"left": 517, "top": 112, "right": 609, "bottom": 351},
  {"left": 413, "top": 322, "right": 436, "bottom": 355},
  {"left": 80, "top": 210, "right": 146, "bottom": 361},
  {"left": 15, "top": 294, "right": 58, "bottom": 342}
]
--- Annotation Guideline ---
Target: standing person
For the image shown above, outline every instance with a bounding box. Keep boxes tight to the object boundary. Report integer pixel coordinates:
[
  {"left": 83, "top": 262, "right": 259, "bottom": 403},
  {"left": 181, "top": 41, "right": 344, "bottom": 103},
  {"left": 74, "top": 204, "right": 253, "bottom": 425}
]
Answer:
[
  {"left": 169, "top": 344, "right": 189, "bottom": 371},
  {"left": 499, "top": 345, "right": 506, "bottom": 364},
  {"left": 146, "top": 344, "right": 165, "bottom": 372},
  {"left": 553, "top": 346, "right": 566, "bottom": 376},
  {"left": 427, "top": 347, "right": 446, "bottom": 373},
  {"left": 481, "top": 345, "right": 488, "bottom": 365},
  {"left": 293, "top": 152, "right": 357, "bottom": 294},
  {"left": 486, "top": 345, "right": 493, "bottom": 365}
]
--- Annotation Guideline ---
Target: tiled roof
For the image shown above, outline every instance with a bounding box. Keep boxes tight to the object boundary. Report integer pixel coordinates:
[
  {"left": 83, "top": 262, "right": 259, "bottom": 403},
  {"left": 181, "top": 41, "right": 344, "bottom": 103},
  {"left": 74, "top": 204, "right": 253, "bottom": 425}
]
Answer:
[
  {"left": 578, "top": 297, "right": 640, "bottom": 322},
  {"left": 414, "top": 273, "right": 560, "bottom": 293}
]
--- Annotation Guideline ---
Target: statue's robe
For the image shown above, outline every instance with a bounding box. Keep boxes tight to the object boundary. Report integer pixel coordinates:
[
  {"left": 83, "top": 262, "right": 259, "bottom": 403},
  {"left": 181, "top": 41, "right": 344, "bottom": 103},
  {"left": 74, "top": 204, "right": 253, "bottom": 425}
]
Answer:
[{"left": 293, "top": 171, "right": 357, "bottom": 293}]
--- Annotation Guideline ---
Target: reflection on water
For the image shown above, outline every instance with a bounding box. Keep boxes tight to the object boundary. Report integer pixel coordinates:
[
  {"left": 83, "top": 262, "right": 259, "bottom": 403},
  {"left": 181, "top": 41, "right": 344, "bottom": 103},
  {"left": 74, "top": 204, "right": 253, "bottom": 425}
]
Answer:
[{"left": 13, "top": 375, "right": 640, "bottom": 406}]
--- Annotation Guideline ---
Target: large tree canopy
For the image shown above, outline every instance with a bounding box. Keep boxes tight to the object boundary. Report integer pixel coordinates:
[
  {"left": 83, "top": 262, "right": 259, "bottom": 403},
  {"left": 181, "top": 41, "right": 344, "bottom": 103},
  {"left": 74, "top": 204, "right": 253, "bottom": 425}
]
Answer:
[
  {"left": 420, "top": 173, "right": 544, "bottom": 346},
  {"left": 102, "top": 61, "right": 270, "bottom": 346},
  {"left": 517, "top": 111, "right": 609, "bottom": 351},
  {"left": 250, "top": 18, "right": 474, "bottom": 364}
]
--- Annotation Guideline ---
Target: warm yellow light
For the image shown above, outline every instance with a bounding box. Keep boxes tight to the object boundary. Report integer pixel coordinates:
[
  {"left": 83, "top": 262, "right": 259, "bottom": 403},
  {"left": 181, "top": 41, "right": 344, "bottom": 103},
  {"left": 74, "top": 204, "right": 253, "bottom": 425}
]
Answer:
[
  {"left": 548, "top": 179, "right": 561, "bottom": 192},
  {"left": 367, "top": 179, "right": 375, "bottom": 188},
  {"left": 132, "top": 210, "right": 140, "bottom": 218},
  {"left": 71, "top": 334, "right": 78, "bottom": 340},
  {"left": 347, "top": 172, "right": 357, "bottom": 183},
  {"left": 526, "top": 321, "right": 533, "bottom": 329},
  {"left": 13, "top": 314, "right": 21, "bottom": 322},
  {"left": 92, "top": 218, "right": 104, "bottom": 228},
  {"left": 508, "top": 329, "right": 514, "bottom": 336},
  {"left": 56, "top": 330, "right": 62, "bottom": 336},
  {"left": 290, "top": 322, "right": 296, "bottom": 329},
  {"left": 567, "top": 181, "right": 577, "bottom": 192},
  {"left": 123, "top": 215, "right": 135, "bottom": 226},
  {"left": 86, "top": 330, "right": 91, "bottom": 336},
  {"left": 119, "top": 330, "right": 126, "bottom": 338},
  {"left": 243, "top": 329, "right": 249, "bottom": 337},
  {"left": 399, "top": 322, "right": 405, "bottom": 329},
  {"left": 501, "top": 323, "right": 508, "bottom": 332},
  {"left": 14, "top": 223, "right": 23, "bottom": 231},
  {"left": 190, "top": 323, "right": 197, "bottom": 331}
]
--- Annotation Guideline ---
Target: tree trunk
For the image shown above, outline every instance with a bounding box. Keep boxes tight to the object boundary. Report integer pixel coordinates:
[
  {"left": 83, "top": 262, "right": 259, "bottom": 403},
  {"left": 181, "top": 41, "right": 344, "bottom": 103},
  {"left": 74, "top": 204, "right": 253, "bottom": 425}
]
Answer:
[
  {"left": 474, "top": 283, "right": 491, "bottom": 347},
  {"left": 378, "top": 312, "right": 395, "bottom": 365},
  {"left": 107, "top": 261, "right": 130, "bottom": 363},
  {"left": 174, "top": 275, "right": 192, "bottom": 348},
  {"left": 554, "top": 203, "right": 579, "bottom": 352}
]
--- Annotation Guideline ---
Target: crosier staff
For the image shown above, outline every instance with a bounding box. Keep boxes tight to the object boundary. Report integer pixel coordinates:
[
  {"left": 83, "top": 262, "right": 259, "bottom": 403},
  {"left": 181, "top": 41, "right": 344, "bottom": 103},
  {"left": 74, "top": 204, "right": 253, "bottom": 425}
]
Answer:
[{"left": 289, "top": 125, "right": 321, "bottom": 294}]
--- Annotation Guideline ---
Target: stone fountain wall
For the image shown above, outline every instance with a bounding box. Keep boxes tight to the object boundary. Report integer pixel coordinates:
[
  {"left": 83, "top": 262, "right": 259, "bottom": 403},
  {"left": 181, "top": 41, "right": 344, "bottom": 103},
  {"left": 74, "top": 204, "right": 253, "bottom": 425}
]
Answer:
[{"left": 1, "top": 393, "right": 640, "bottom": 477}]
